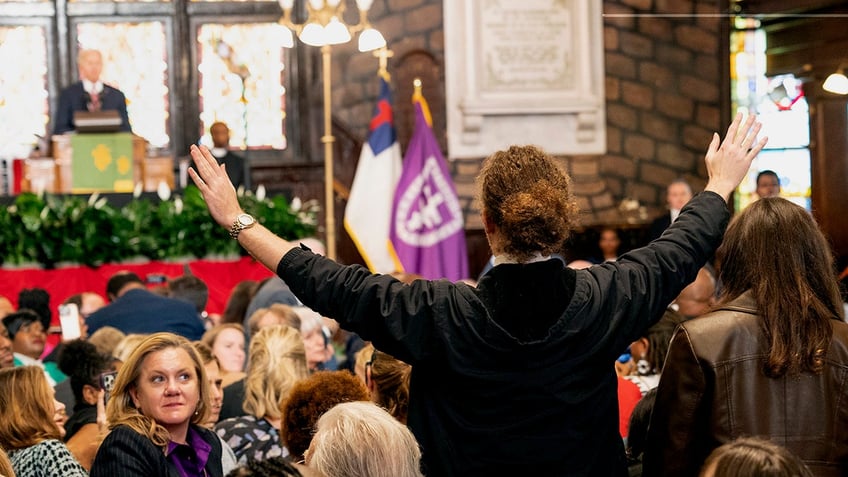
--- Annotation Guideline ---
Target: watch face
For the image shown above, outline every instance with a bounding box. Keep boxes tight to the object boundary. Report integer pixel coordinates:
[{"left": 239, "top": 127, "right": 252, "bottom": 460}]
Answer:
[{"left": 238, "top": 214, "right": 255, "bottom": 226}]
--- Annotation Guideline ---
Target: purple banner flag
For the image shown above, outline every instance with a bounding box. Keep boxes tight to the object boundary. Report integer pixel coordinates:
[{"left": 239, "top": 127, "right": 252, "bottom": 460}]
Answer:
[{"left": 390, "top": 93, "right": 469, "bottom": 281}]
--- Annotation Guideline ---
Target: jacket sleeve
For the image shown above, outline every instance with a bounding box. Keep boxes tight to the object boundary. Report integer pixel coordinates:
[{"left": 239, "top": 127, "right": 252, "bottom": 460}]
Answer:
[
  {"left": 89, "top": 426, "right": 166, "bottom": 477},
  {"left": 277, "top": 249, "right": 452, "bottom": 365},
  {"left": 115, "top": 89, "right": 131, "bottom": 132},
  {"left": 642, "top": 326, "right": 714, "bottom": 477},
  {"left": 579, "top": 191, "right": 730, "bottom": 357}
]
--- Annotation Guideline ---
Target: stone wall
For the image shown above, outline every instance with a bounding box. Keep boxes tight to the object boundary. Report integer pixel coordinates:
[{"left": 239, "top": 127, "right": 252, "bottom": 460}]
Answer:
[{"left": 331, "top": 0, "right": 723, "bottom": 229}]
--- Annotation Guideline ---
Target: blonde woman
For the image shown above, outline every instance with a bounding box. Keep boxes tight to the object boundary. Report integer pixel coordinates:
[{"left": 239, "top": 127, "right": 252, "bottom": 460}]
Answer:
[
  {"left": 89, "top": 333, "right": 223, "bottom": 477},
  {"left": 0, "top": 366, "right": 86, "bottom": 477},
  {"left": 214, "top": 325, "right": 308, "bottom": 464},
  {"left": 112, "top": 333, "right": 148, "bottom": 365}
]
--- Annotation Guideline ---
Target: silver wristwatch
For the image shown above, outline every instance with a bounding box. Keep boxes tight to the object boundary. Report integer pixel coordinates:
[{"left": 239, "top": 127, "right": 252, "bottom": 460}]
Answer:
[{"left": 229, "top": 213, "right": 256, "bottom": 239}]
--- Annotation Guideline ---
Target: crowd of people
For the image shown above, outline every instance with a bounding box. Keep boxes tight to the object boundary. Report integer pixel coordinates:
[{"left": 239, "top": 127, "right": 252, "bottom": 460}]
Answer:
[{"left": 1, "top": 113, "right": 847, "bottom": 477}]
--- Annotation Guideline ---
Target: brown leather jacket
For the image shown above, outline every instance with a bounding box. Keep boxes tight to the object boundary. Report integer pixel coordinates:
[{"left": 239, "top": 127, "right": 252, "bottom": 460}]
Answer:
[{"left": 643, "top": 293, "right": 848, "bottom": 477}]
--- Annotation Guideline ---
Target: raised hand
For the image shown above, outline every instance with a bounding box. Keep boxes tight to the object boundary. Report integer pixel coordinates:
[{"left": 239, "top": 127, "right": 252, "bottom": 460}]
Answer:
[
  {"left": 188, "top": 144, "right": 243, "bottom": 230},
  {"left": 704, "top": 113, "right": 768, "bottom": 202}
]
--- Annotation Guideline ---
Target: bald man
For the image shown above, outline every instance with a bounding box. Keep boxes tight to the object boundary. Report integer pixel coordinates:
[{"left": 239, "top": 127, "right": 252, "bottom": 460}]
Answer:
[{"left": 53, "top": 49, "right": 131, "bottom": 134}]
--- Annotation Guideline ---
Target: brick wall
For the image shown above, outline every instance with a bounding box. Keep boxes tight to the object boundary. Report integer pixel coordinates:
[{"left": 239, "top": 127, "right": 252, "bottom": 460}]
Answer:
[{"left": 331, "top": 0, "right": 723, "bottom": 230}]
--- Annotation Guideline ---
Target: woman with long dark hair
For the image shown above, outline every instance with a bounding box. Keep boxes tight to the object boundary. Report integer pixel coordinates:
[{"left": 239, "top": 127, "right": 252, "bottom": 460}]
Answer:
[{"left": 644, "top": 198, "right": 848, "bottom": 476}]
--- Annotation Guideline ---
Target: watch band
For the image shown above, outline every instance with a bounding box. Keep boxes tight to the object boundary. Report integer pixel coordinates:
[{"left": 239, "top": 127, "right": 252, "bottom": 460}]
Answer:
[{"left": 229, "top": 213, "right": 256, "bottom": 239}]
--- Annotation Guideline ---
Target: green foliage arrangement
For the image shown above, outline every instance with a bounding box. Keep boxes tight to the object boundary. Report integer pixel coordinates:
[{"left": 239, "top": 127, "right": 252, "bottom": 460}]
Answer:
[{"left": 0, "top": 186, "right": 317, "bottom": 268}]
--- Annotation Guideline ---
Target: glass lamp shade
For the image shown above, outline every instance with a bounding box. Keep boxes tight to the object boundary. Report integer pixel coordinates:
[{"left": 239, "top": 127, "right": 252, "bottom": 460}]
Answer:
[
  {"left": 299, "top": 22, "right": 326, "bottom": 46},
  {"left": 358, "top": 27, "right": 386, "bottom": 52},
  {"left": 823, "top": 70, "right": 848, "bottom": 95},
  {"left": 279, "top": 25, "right": 294, "bottom": 48},
  {"left": 356, "top": 0, "right": 374, "bottom": 11},
  {"left": 278, "top": 0, "right": 294, "bottom": 10},
  {"left": 324, "top": 17, "right": 352, "bottom": 45}
]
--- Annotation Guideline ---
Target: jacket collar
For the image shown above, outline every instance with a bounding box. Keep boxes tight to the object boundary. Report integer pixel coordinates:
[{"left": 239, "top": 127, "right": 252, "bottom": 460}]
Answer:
[{"left": 714, "top": 291, "right": 758, "bottom": 315}]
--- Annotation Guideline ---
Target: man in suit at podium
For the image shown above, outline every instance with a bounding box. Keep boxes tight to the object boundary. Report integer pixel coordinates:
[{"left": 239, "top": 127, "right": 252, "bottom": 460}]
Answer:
[{"left": 53, "top": 49, "right": 132, "bottom": 134}]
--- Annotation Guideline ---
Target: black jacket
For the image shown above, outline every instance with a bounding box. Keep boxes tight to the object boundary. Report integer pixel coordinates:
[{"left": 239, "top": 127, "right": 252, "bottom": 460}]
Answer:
[
  {"left": 279, "top": 192, "right": 730, "bottom": 477},
  {"left": 643, "top": 294, "right": 848, "bottom": 477},
  {"left": 91, "top": 424, "right": 223, "bottom": 477}
]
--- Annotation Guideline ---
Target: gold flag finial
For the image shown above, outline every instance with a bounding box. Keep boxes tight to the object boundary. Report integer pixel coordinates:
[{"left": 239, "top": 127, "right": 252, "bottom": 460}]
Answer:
[{"left": 411, "top": 78, "right": 432, "bottom": 127}]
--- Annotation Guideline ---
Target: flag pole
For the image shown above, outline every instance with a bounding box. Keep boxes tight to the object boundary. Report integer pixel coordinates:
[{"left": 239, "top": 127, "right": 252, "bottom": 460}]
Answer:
[{"left": 322, "top": 44, "right": 336, "bottom": 260}]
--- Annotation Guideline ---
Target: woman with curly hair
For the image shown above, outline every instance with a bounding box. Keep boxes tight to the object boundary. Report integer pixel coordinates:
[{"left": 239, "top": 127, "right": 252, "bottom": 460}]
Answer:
[
  {"left": 190, "top": 114, "right": 766, "bottom": 476},
  {"left": 280, "top": 370, "right": 369, "bottom": 462},
  {"left": 214, "top": 325, "right": 308, "bottom": 464}
]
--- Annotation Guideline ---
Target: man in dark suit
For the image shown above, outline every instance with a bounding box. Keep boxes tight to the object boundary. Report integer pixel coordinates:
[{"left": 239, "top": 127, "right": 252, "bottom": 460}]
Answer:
[
  {"left": 86, "top": 271, "right": 205, "bottom": 341},
  {"left": 53, "top": 49, "right": 132, "bottom": 134},
  {"left": 649, "top": 179, "right": 693, "bottom": 241},
  {"left": 209, "top": 121, "right": 248, "bottom": 189}
]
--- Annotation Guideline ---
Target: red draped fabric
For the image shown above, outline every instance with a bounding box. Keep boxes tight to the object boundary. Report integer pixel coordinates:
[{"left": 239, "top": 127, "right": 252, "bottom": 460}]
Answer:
[{"left": 0, "top": 257, "right": 275, "bottom": 354}]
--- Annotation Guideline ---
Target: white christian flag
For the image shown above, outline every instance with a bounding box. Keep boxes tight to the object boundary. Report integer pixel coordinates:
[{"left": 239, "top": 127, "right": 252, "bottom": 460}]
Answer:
[{"left": 343, "top": 73, "right": 404, "bottom": 273}]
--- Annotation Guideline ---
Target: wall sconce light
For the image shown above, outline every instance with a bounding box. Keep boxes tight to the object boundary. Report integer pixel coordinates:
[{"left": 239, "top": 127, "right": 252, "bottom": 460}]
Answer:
[{"left": 823, "top": 65, "right": 848, "bottom": 95}]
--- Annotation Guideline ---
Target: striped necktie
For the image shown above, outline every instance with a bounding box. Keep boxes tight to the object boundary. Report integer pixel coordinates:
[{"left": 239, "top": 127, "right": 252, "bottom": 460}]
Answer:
[{"left": 89, "top": 91, "right": 101, "bottom": 112}]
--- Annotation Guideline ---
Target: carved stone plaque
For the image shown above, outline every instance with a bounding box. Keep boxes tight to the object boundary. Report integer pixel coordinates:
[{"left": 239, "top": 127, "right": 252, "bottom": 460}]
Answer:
[{"left": 445, "top": 0, "right": 606, "bottom": 158}]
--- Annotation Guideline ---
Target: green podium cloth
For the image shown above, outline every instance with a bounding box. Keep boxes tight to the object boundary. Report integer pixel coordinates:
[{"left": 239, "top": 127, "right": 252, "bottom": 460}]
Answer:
[{"left": 71, "top": 133, "right": 134, "bottom": 192}]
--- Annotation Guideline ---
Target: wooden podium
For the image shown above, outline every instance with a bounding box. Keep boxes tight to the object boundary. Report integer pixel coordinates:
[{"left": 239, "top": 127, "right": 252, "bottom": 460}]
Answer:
[{"left": 21, "top": 134, "right": 174, "bottom": 194}]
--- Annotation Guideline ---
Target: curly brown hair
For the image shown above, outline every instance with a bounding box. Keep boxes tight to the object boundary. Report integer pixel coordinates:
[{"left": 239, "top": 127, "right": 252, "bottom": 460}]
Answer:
[
  {"left": 476, "top": 145, "right": 579, "bottom": 261},
  {"left": 280, "top": 370, "right": 369, "bottom": 461}
]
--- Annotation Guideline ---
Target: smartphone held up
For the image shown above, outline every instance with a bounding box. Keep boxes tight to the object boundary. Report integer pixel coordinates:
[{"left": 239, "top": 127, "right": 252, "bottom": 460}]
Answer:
[{"left": 58, "top": 303, "right": 82, "bottom": 341}]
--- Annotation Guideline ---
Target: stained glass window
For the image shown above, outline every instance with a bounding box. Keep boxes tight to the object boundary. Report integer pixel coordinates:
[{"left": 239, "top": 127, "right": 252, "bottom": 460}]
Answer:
[
  {"left": 0, "top": 25, "right": 48, "bottom": 159},
  {"left": 70, "top": 0, "right": 168, "bottom": 3},
  {"left": 76, "top": 22, "right": 169, "bottom": 147},
  {"left": 197, "top": 23, "right": 287, "bottom": 150},
  {"left": 730, "top": 21, "right": 811, "bottom": 211}
]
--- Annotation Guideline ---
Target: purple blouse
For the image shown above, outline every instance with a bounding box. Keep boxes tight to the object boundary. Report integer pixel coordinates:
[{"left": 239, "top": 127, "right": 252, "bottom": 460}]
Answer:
[{"left": 166, "top": 426, "right": 212, "bottom": 477}]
